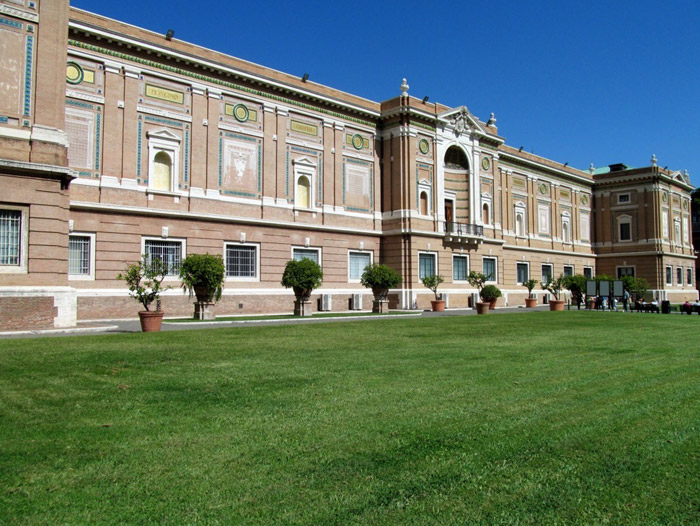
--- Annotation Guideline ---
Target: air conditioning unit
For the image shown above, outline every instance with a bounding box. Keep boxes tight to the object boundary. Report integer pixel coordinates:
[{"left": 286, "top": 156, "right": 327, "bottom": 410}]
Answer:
[
  {"left": 350, "top": 293, "right": 363, "bottom": 310},
  {"left": 441, "top": 293, "right": 449, "bottom": 309},
  {"left": 470, "top": 292, "right": 480, "bottom": 307},
  {"left": 318, "top": 294, "right": 332, "bottom": 312}
]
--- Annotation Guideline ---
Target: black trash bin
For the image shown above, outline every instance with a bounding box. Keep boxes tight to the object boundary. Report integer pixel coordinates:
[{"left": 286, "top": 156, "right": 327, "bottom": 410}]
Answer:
[{"left": 661, "top": 300, "right": 671, "bottom": 314}]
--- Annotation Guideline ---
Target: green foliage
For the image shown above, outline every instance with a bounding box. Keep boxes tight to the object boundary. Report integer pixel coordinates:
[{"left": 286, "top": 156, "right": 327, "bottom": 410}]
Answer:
[
  {"left": 541, "top": 273, "right": 566, "bottom": 301},
  {"left": 281, "top": 258, "right": 323, "bottom": 297},
  {"left": 467, "top": 271, "right": 488, "bottom": 292},
  {"left": 594, "top": 273, "right": 614, "bottom": 283},
  {"left": 179, "top": 253, "right": 225, "bottom": 302},
  {"left": 523, "top": 278, "right": 538, "bottom": 297},
  {"left": 623, "top": 275, "right": 649, "bottom": 300},
  {"left": 564, "top": 274, "right": 588, "bottom": 304},
  {"left": 480, "top": 284, "right": 502, "bottom": 301},
  {"left": 421, "top": 274, "right": 445, "bottom": 300},
  {"left": 360, "top": 263, "right": 402, "bottom": 295},
  {"left": 117, "top": 255, "right": 169, "bottom": 311}
]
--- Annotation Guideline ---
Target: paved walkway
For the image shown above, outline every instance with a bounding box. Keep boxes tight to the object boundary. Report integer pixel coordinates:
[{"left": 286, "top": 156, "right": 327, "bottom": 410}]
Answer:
[{"left": 0, "top": 304, "right": 568, "bottom": 339}]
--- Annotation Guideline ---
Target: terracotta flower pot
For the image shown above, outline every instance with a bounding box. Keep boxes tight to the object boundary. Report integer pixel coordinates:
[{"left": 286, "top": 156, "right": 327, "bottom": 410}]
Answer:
[
  {"left": 193, "top": 285, "right": 215, "bottom": 303},
  {"left": 138, "top": 310, "right": 164, "bottom": 332},
  {"left": 431, "top": 300, "right": 445, "bottom": 312},
  {"left": 488, "top": 298, "right": 498, "bottom": 310},
  {"left": 476, "top": 302, "right": 490, "bottom": 315},
  {"left": 549, "top": 300, "right": 565, "bottom": 311},
  {"left": 525, "top": 297, "right": 537, "bottom": 308}
]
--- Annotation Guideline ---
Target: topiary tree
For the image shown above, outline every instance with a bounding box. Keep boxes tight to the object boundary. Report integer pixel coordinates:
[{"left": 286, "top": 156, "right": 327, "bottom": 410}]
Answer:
[
  {"left": 118, "top": 255, "right": 169, "bottom": 311},
  {"left": 281, "top": 258, "right": 323, "bottom": 300},
  {"left": 421, "top": 274, "right": 445, "bottom": 300},
  {"left": 360, "top": 263, "right": 402, "bottom": 301},
  {"left": 480, "top": 284, "right": 502, "bottom": 302},
  {"left": 179, "top": 253, "right": 225, "bottom": 303}
]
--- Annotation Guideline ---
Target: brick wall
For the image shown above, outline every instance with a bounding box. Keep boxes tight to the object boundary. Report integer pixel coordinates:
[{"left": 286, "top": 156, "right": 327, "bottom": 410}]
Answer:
[{"left": 0, "top": 297, "right": 55, "bottom": 331}]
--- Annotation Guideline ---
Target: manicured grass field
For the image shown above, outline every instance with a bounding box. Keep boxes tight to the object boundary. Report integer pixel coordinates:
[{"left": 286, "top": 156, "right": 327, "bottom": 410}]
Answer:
[{"left": 1, "top": 312, "right": 699, "bottom": 524}]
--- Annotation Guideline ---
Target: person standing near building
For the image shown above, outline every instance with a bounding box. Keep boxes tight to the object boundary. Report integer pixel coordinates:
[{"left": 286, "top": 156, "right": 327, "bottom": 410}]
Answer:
[{"left": 623, "top": 289, "right": 630, "bottom": 312}]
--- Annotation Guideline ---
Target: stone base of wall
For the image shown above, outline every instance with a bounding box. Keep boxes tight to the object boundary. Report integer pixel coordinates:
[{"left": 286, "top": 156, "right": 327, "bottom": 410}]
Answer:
[{"left": 0, "top": 287, "right": 77, "bottom": 331}]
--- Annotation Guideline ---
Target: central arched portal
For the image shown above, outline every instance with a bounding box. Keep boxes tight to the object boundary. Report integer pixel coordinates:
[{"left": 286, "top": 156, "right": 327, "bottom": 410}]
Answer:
[{"left": 443, "top": 145, "right": 470, "bottom": 229}]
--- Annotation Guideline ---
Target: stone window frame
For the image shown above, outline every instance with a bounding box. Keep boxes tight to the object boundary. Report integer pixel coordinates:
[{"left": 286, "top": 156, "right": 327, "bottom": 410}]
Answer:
[
  {"left": 348, "top": 250, "right": 373, "bottom": 283},
  {"left": 68, "top": 232, "right": 96, "bottom": 281},
  {"left": 483, "top": 256, "right": 498, "bottom": 284},
  {"left": 452, "top": 254, "right": 469, "bottom": 282},
  {"left": 0, "top": 205, "right": 28, "bottom": 274},
  {"left": 224, "top": 242, "right": 260, "bottom": 282},
  {"left": 617, "top": 214, "right": 633, "bottom": 243},
  {"left": 147, "top": 128, "right": 181, "bottom": 193},
  {"left": 516, "top": 261, "right": 530, "bottom": 285},
  {"left": 141, "top": 236, "right": 186, "bottom": 279}
]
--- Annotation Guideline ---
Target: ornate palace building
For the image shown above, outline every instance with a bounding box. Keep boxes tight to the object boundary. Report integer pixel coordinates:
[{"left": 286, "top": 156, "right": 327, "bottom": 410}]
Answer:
[{"left": 0, "top": 0, "right": 696, "bottom": 330}]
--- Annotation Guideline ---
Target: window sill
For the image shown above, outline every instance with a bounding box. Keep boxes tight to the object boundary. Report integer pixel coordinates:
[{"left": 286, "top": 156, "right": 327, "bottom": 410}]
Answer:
[
  {"left": 69, "top": 275, "right": 95, "bottom": 281},
  {"left": 146, "top": 188, "right": 183, "bottom": 197}
]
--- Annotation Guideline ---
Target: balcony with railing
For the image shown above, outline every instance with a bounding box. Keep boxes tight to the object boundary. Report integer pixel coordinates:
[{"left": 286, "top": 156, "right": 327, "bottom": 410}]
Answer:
[{"left": 443, "top": 221, "right": 483, "bottom": 243}]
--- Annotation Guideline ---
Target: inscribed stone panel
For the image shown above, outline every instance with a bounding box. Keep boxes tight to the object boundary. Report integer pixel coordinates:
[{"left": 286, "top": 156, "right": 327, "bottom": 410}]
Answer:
[
  {"left": 344, "top": 159, "right": 371, "bottom": 211},
  {"left": 221, "top": 134, "right": 260, "bottom": 197},
  {"left": 580, "top": 212, "right": 590, "bottom": 242},
  {"left": 139, "top": 75, "right": 191, "bottom": 113},
  {"left": 538, "top": 203, "right": 551, "bottom": 234},
  {"left": 65, "top": 107, "right": 94, "bottom": 170},
  {"left": 0, "top": 26, "right": 24, "bottom": 116},
  {"left": 287, "top": 114, "right": 322, "bottom": 144}
]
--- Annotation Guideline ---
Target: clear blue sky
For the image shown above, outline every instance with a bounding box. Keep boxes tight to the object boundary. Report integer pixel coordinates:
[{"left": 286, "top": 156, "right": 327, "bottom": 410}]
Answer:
[{"left": 71, "top": 0, "right": 700, "bottom": 188}]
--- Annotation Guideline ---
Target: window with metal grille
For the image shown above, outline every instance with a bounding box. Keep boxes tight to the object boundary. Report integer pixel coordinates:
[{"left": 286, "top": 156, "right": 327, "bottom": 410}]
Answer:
[
  {"left": 293, "top": 248, "right": 319, "bottom": 264},
  {"left": 453, "top": 256, "right": 468, "bottom": 281},
  {"left": 69, "top": 235, "right": 91, "bottom": 275},
  {"left": 144, "top": 240, "right": 181, "bottom": 275},
  {"left": 483, "top": 257, "right": 497, "bottom": 282},
  {"left": 541, "top": 264, "right": 553, "bottom": 283},
  {"left": 226, "top": 245, "right": 257, "bottom": 278},
  {"left": 583, "top": 267, "right": 593, "bottom": 279},
  {"left": 349, "top": 252, "right": 371, "bottom": 281},
  {"left": 563, "top": 265, "right": 574, "bottom": 277},
  {"left": 0, "top": 210, "right": 21, "bottom": 266},
  {"left": 516, "top": 262, "right": 529, "bottom": 284},
  {"left": 419, "top": 253, "right": 436, "bottom": 280}
]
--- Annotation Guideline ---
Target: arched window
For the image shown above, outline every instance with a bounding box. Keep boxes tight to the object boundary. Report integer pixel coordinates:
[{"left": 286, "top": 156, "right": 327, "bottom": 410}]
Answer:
[
  {"left": 444, "top": 146, "right": 469, "bottom": 170},
  {"left": 296, "top": 175, "right": 310, "bottom": 209},
  {"left": 420, "top": 191, "right": 429, "bottom": 215},
  {"left": 482, "top": 203, "right": 490, "bottom": 225},
  {"left": 515, "top": 212, "right": 524, "bottom": 236}
]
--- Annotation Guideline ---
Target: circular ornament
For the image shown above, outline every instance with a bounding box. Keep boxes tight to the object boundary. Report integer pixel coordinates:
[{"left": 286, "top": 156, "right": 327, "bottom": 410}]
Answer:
[
  {"left": 233, "top": 104, "right": 249, "bottom": 123},
  {"left": 683, "top": 200, "right": 689, "bottom": 210},
  {"left": 66, "top": 62, "right": 83, "bottom": 84},
  {"left": 662, "top": 192, "right": 668, "bottom": 203},
  {"left": 538, "top": 183, "right": 548, "bottom": 195},
  {"left": 352, "top": 134, "right": 364, "bottom": 150},
  {"left": 481, "top": 157, "right": 491, "bottom": 170},
  {"left": 580, "top": 194, "right": 589, "bottom": 205},
  {"left": 418, "top": 139, "right": 429, "bottom": 155}
]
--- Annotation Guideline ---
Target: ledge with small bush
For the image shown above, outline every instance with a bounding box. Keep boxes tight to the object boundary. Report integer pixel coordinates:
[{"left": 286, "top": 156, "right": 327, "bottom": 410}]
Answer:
[
  {"left": 281, "top": 258, "right": 323, "bottom": 316},
  {"left": 360, "top": 263, "right": 402, "bottom": 313}
]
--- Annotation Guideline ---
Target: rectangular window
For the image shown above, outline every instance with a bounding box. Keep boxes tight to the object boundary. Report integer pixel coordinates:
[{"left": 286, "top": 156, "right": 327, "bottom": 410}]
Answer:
[
  {"left": 68, "top": 234, "right": 95, "bottom": 279},
  {"left": 225, "top": 244, "right": 258, "bottom": 279},
  {"left": 292, "top": 248, "right": 320, "bottom": 264},
  {"left": 419, "top": 253, "right": 436, "bottom": 280},
  {"left": 563, "top": 265, "right": 574, "bottom": 277},
  {"left": 144, "top": 239, "right": 182, "bottom": 276},
  {"left": 541, "top": 264, "right": 553, "bottom": 283},
  {"left": 0, "top": 209, "right": 22, "bottom": 266},
  {"left": 453, "top": 255, "right": 468, "bottom": 281},
  {"left": 619, "top": 221, "right": 631, "bottom": 241},
  {"left": 618, "top": 193, "right": 630, "bottom": 204},
  {"left": 349, "top": 251, "right": 372, "bottom": 281},
  {"left": 483, "top": 257, "right": 497, "bottom": 283},
  {"left": 666, "top": 266, "right": 672, "bottom": 285},
  {"left": 677, "top": 267, "right": 683, "bottom": 285},
  {"left": 583, "top": 267, "right": 593, "bottom": 279},
  {"left": 688, "top": 268, "right": 693, "bottom": 286},
  {"left": 617, "top": 266, "right": 635, "bottom": 278},
  {"left": 516, "top": 262, "right": 529, "bottom": 284}
]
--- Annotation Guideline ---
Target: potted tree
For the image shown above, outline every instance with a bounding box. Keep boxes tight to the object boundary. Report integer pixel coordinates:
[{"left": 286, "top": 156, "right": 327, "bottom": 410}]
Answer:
[
  {"left": 118, "top": 255, "right": 169, "bottom": 332},
  {"left": 421, "top": 274, "right": 445, "bottom": 311},
  {"left": 541, "top": 274, "right": 566, "bottom": 311},
  {"left": 179, "top": 253, "right": 225, "bottom": 320},
  {"left": 360, "top": 263, "right": 402, "bottom": 313},
  {"left": 523, "top": 278, "right": 538, "bottom": 308},
  {"left": 281, "top": 258, "right": 323, "bottom": 316},
  {"left": 481, "top": 284, "right": 502, "bottom": 310},
  {"left": 467, "top": 271, "right": 490, "bottom": 314}
]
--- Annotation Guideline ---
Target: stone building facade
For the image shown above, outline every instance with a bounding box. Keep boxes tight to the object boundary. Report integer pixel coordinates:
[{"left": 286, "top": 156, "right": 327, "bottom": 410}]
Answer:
[{"left": 0, "top": 0, "right": 696, "bottom": 330}]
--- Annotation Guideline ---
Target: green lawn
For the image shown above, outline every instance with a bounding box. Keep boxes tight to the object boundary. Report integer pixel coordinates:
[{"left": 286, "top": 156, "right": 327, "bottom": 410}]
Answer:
[
  {"left": 1, "top": 312, "right": 699, "bottom": 524},
  {"left": 166, "top": 310, "right": 419, "bottom": 323}
]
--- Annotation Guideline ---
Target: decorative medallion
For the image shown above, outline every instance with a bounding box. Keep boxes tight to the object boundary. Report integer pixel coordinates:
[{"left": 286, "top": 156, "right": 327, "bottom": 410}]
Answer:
[
  {"left": 66, "top": 61, "right": 83, "bottom": 84},
  {"left": 418, "top": 138, "right": 429, "bottom": 155},
  {"left": 233, "top": 104, "right": 249, "bottom": 123},
  {"left": 538, "top": 183, "right": 548, "bottom": 195},
  {"left": 352, "top": 133, "right": 364, "bottom": 150},
  {"left": 683, "top": 200, "right": 689, "bottom": 210},
  {"left": 481, "top": 156, "right": 491, "bottom": 170},
  {"left": 662, "top": 192, "right": 668, "bottom": 203},
  {"left": 581, "top": 194, "right": 589, "bottom": 205}
]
